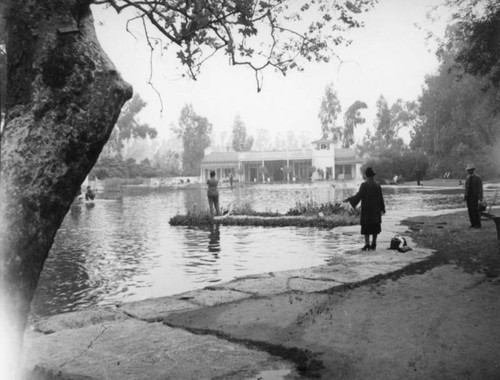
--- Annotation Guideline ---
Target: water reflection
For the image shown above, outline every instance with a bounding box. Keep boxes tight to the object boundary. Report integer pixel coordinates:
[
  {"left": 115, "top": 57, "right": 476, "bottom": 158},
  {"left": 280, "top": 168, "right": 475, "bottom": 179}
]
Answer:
[
  {"left": 31, "top": 183, "right": 482, "bottom": 319},
  {"left": 208, "top": 225, "right": 221, "bottom": 254}
]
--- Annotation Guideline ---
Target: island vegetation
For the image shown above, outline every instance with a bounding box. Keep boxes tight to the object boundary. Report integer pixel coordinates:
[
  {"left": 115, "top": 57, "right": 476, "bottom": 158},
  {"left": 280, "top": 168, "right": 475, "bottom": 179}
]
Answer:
[{"left": 170, "top": 201, "right": 360, "bottom": 228}]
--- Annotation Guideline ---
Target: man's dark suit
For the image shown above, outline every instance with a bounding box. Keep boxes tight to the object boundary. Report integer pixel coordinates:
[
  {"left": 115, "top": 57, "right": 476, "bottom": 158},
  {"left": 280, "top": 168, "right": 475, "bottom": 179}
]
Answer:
[{"left": 464, "top": 172, "right": 483, "bottom": 228}]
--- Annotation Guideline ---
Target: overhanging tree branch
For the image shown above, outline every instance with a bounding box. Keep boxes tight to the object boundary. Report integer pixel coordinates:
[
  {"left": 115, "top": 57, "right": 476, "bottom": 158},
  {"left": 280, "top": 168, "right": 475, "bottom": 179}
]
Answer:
[{"left": 90, "top": 0, "right": 376, "bottom": 88}]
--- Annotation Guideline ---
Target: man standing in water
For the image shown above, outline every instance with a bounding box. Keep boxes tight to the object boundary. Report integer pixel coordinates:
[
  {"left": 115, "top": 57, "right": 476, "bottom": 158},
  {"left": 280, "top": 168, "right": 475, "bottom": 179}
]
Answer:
[
  {"left": 207, "top": 170, "right": 220, "bottom": 216},
  {"left": 344, "top": 167, "right": 386, "bottom": 251},
  {"left": 464, "top": 164, "right": 483, "bottom": 228}
]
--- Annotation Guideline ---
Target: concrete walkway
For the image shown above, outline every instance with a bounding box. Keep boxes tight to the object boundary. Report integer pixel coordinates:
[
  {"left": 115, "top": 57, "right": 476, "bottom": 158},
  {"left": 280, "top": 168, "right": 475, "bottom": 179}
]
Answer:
[{"left": 22, "top": 214, "right": 435, "bottom": 379}]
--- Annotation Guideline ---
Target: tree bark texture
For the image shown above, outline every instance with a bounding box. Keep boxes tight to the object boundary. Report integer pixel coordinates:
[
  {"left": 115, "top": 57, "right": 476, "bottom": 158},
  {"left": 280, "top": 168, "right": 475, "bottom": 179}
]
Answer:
[{"left": 0, "top": 0, "right": 132, "bottom": 374}]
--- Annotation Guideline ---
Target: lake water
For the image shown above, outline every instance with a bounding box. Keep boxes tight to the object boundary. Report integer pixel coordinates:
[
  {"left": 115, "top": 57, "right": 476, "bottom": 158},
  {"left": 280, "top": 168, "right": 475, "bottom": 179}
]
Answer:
[{"left": 31, "top": 182, "right": 474, "bottom": 318}]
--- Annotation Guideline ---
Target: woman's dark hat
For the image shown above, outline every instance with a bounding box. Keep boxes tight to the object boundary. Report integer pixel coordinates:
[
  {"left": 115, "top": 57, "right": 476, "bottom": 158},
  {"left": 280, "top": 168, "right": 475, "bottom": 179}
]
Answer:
[{"left": 365, "top": 167, "right": 376, "bottom": 177}]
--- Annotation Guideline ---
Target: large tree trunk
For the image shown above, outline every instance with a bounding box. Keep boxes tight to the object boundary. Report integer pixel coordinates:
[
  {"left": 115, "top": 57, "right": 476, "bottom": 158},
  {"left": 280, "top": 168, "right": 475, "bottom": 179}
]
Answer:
[{"left": 0, "top": 0, "right": 132, "bottom": 376}]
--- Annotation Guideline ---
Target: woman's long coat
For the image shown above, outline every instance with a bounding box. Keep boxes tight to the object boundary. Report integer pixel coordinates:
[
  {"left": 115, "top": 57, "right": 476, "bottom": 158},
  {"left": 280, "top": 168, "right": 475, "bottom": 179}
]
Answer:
[{"left": 347, "top": 180, "right": 385, "bottom": 225}]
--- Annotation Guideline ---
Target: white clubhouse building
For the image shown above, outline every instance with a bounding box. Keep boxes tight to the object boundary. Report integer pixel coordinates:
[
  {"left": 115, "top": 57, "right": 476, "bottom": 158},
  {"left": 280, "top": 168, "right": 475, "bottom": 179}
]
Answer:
[{"left": 200, "top": 137, "right": 363, "bottom": 183}]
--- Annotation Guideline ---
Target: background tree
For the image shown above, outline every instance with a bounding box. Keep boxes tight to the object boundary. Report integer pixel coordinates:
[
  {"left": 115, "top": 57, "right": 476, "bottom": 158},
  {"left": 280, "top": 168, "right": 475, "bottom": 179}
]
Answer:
[
  {"left": 342, "top": 100, "right": 367, "bottom": 148},
  {"left": 360, "top": 146, "right": 429, "bottom": 184},
  {"left": 412, "top": 9, "right": 500, "bottom": 178},
  {"left": 252, "top": 128, "right": 272, "bottom": 151},
  {"left": 285, "top": 130, "right": 300, "bottom": 150},
  {"left": 358, "top": 95, "right": 416, "bottom": 157},
  {"left": 211, "top": 130, "right": 231, "bottom": 152},
  {"left": 390, "top": 99, "right": 417, "bottom": 135},
  {"left": 356, "top": 96, "right": 419, "bottom": 182},
  {"left": 173, "top": 104, "right": 212, "bottom": 175},
  {"left": 0, "top": 0, "right": 375, "bottom": 372},
  {"left": 273, "top": 133, "right": 286, "bottom": 151},
  {"left": 231, "top": 115, "right": 254, "bottom": 152},
  {"left": 103, "top": 93, "right": 157, "bottom": 156},
  {"left": 318, "top": 83, "right": 342, "bottom": 142},
  {"left": 91, "top": 156, "right": 127, "bottom": 179},
  {"left": 445, "top": 0, "right": 500, "bottom": 90},
  {"left": 151, "top": 150, "right": 181, "bottom": 177},
  {"left": 271, "top": 130, "right": 301, "bottom": 151},
  {"left": 373, "top": 95, "right": 394, "bottom": 147},
  {"left": 93, "top": 94, "right": 158, "bottom": 179},
  {"left": 448, "top": 0, "right": 500, "bottom": 177}
]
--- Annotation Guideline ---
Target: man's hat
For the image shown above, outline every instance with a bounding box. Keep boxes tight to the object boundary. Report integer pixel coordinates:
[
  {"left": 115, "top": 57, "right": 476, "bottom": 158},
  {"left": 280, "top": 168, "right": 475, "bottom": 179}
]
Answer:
[
  {"left": 365, "top": 167, "right": 376, "bottom": 177},
  {"left": 466, "top": 164, "right": 475, "bottom": 171}
]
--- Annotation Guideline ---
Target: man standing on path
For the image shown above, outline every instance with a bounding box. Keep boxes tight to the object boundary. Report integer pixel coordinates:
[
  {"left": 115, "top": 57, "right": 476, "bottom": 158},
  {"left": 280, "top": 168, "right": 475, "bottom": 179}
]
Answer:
[
  {"left": 464, "top": 163, "right": 483, "bottom": 228},
  {"left": 415, "top": 167, "right": 422, "bottom": 186}
]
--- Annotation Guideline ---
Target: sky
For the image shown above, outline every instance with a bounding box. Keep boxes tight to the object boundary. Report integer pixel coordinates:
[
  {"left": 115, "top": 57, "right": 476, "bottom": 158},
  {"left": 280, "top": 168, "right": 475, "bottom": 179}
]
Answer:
[{"left": 91, "top": 0, "right": 451, "bottom": 146}]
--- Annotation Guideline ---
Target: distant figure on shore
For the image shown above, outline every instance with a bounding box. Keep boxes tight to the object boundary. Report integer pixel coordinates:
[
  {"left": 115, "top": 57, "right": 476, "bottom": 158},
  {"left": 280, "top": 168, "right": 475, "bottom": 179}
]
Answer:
[
  {"left": 415, "top": 167, "right": 422, "bottom": 186},
  {"left": 85, "top": 186, "right": 95, "bottom": 201},
  {"left": 344, "top": 167, "right": 385, "bottom": 251},
  {"left": 464, "top": 163, "right": 483, "bottom": 228},
  {"left": 207, "top": 170, "right": 220, "bottom": 216},
  {"left": 229, "top": 173, "right": 234, "bottom": 190}
]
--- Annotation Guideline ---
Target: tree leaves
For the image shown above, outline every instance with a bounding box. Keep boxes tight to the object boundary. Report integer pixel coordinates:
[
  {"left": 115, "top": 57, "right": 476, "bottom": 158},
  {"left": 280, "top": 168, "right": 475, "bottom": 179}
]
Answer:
[
  {"left": 442, "top": 0, "right": 500, "bottom": 89},
  {"left": 343, "top": 100, "right": 367, "bottom": 148},
  {"left": 102, "top": 0, "right": 376, "bottom": 89},
  {"left": 357, "top": 95, "right": 416, "bottom": 158},
  {"left": 412, "top": 50, "right": 500, "bottom": 177},
  {"left": 318, "top": 82, "right": 342, "bottom": 141},
  {"left": 105, "top": 93, "right": 157, "bottom": 155},
  {"left": 410, "top": 0, "right": 500, "bottom": 177}
]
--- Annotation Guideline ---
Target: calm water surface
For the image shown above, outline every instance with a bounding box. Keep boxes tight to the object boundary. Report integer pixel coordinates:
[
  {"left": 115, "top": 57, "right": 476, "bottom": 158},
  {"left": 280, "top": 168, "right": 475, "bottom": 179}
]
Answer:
[{"left": 31, "top": 183, "right": 474, "bottom": 318}]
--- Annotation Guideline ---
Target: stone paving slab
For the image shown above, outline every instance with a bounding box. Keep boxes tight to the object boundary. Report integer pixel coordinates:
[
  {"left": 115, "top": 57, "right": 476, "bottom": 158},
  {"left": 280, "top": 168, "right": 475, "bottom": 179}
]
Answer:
[
  {"left": 33, "top": 307, "right": 129, "bottom": 334},
  {"left": 120, "top": 297, "right": 200, "bottom": 322},
  {"left": 174, "top": 287, "right": 253, "bottom": 307},
  {"left": 119, "top": 288, "right": 253, "bottom": 323},
  {"left": 214, "top": 275, "right": 291, "bottom": 296},
  {"left": 265, "top": 247, "right": 433, "bottom": 286},
  {"left": 22, "top": 319, "right": 294, "bottom": 380}
]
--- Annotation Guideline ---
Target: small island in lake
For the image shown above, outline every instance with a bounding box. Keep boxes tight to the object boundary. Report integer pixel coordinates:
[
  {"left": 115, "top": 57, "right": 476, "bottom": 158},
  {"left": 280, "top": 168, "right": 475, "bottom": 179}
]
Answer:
[{"left": 169, "top": 201, "right": 360, "bottom": 229}]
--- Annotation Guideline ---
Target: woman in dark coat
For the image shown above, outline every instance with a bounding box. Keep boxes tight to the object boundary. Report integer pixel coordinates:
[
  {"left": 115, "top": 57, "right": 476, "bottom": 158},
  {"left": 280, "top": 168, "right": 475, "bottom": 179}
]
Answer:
[{"left": 344, "top": 167, "right": 385, "bottom": 251}]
